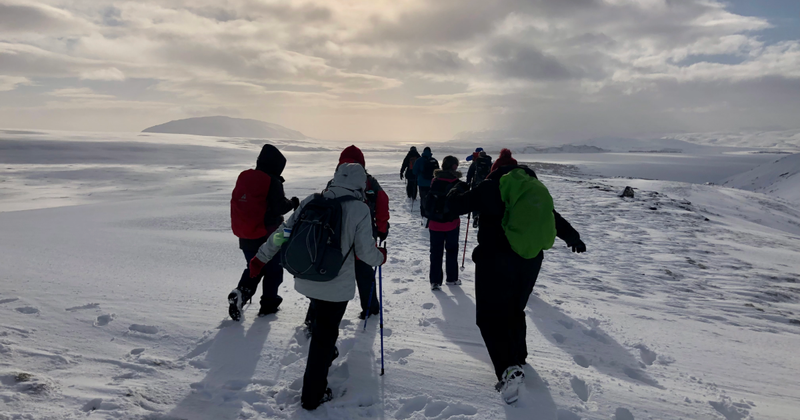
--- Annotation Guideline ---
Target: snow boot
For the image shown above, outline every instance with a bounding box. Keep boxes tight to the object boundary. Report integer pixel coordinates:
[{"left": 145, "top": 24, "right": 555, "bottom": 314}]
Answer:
[
  {"left": 446, "top": 279, "right": 462, "bottom": 286},
  {"left": 302, "top": 388, "right": 333, "bottom": 410},
  {"left": 258, "top": 296, "right": 283, "bottom": 317},
  {"left": 227, "top": 288, "right": 244, "bottom": 321},
  {"left": 472, "top": 215, "right": 479, "bottom": 229},
  {"left": 496, "top": 365, "right": 525, "bottom": 404},
  {"left": 431, "top": 283, "right": 442, "bottom": 291}
]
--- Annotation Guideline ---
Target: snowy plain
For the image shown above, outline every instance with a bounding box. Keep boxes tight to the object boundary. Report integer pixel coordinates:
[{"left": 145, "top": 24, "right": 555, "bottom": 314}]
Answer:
[{"left": 1, "top": 130, "right": 799, "bottom": 420}]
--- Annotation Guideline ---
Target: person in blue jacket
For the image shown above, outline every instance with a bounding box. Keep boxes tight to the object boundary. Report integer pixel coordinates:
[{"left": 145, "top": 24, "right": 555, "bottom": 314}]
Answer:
[{"left": 412, "top": 147, "right": 439, "bottom": 218}]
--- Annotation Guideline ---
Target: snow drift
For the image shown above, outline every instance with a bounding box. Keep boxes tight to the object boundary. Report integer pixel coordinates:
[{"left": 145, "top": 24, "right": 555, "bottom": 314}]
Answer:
[{"left": 723, "top": 153, "right": 800, "bottom": 204}]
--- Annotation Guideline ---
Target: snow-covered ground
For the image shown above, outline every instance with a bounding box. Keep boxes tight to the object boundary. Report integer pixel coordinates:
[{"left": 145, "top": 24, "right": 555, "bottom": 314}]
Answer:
[
  {"left": 722, "top": 153, "right": 800, "bottom": 205},
  {"left": 1, "top": 131, "right": 799, "bottom": 420}
]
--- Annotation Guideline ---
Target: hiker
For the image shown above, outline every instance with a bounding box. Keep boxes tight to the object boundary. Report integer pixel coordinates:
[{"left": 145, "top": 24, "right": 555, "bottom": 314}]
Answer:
[
  {"left": 412, "top": 147, "right": 439, "bottom": 218},
  {"left": 465, "top": 148, "right": 493, "bottom": 228},
  {"left": 228, "top": 144, "right": 299, "bottom": 321},
  {"left": 446, "top": 148, "right": 586, "bottom": 404},
  {"left": 400, "top": 146, "right": 421, "bottom": 200},
  {"left": 248, "top": 163, "right": 387, "bottom": 410},
  {"left": 424, "top": 155, "right": 463, "bottom": 291},
  {"left": 332, "top": 145, "right": 388, "bottom": 319}
]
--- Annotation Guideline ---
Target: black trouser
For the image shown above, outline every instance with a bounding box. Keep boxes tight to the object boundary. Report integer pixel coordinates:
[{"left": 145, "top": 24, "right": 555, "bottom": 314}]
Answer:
[
  {"left": 302, "top": 298, "right": 348, "bottom": 406},
  {"left": 429, "top": 227, "right": 460, "bottom": 285},
  {"left": 355, "top": 259, "right": 381, "bottom": 314},
  {"left": 237, "top": 248, "right": 284, "bottom": 311},
  {"left": 418, "top": 186, "right": 430, "bottom": 217},
  {"left": 406, "top": 176, "right": 418, "bottom": 200},
  {"left": 475, "top": 249, "right": 543, "bottom": 380}
]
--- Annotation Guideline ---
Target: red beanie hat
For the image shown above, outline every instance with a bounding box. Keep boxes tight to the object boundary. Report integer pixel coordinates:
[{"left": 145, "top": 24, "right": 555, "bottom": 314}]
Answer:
[
  {"left": 339, "top": 145, "right": 365, "bottom": 167},
  {"left": 491, "top": 148, "right": 517, "bottom": 173}
]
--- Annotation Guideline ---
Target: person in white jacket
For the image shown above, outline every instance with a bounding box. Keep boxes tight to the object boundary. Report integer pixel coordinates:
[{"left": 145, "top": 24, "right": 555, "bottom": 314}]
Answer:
[{"left": 248, "top": 163, "right": 386, "bottom": 410}]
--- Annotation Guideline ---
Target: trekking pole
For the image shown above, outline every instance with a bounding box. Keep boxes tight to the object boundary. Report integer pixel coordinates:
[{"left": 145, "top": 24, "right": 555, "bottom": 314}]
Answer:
[
  {"left": 379, "top": 251, "right": 385, "bottom": 376},
  {"left": 363, "top": 267, "right": 377, "bottom": 331},
  {"left": 461, "top": 214, "right": 471, "bottom": 270}
]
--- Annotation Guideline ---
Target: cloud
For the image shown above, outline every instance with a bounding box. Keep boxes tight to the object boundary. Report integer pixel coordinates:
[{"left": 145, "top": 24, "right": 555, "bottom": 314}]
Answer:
[{"left": 0, "top": 0, "right": 798, "bottom": 141}]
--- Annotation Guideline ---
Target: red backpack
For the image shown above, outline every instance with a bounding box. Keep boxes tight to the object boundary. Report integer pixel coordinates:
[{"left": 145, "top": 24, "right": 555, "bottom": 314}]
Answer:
[
  {"left": 231, "top": 169, "right": 272, "bottom": 239},
  {"left": 409, "top": 156, "right": 418, "bottom": 170}
]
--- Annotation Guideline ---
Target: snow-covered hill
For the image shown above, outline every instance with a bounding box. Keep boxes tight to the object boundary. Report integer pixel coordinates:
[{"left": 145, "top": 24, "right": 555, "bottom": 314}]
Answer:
[
  {"left": 1, "top": 131, "right": 799, "bottom": 420},
  {"left": 142, "top": 116, "right": 309, "bottom": 140},
  {"left": 666, "top": 130, "right": 800, "bottom": 151},
  {"left": 722, "top": 153, "right": 800, "bottom": 204}
]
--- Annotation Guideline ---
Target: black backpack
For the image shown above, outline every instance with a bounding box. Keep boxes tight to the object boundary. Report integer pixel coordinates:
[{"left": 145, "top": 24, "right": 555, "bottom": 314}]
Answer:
[
  {"left": 422, "top": 157, "right": 439, "bottom": 180},
  {"left": 423, "top": 179, "right": 458, "bottom": 223},
  {"left": 279, "top": 194, "right": 358, "bottom": 282}
]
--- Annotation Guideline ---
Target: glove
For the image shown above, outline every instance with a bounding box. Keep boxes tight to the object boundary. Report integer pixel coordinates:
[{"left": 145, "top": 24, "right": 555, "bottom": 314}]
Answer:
[
  {"left": 291, "top": 197, "right": 300, "bottom": 211},
  {"left": 400, "top": 173, "right": 404, "bottom": 180},
  {"left": 249, "top": 256, "right": 266, "bottom": 278},
  {"left": 569, "top": 240, "right": 586, "bottom": 253},
  {"left": 448, "top": 181, "right": 470, "bottom": 197},
  {"left": 377, "top": 230, "right": 388, "bottom": 242},
  {"left": 378, "top": 247, "right": 387, "bottom": 265}
]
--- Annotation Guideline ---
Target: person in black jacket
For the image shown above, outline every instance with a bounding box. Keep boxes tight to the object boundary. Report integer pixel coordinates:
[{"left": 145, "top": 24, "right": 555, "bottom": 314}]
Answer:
[
  {"left": 229, "top": 145, "right": 299, "bottom": 320},
  {"left": 400, "top": 146, "right": 421, "bottom": 200},
  {"left": 446, "top": 148, "right": 586, "bottom": 404}
]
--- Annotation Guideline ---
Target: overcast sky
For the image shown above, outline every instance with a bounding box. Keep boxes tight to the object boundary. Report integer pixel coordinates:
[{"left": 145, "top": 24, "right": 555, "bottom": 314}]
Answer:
[{"left": 1, "top": 0, "right": 798, "bottom": 142}]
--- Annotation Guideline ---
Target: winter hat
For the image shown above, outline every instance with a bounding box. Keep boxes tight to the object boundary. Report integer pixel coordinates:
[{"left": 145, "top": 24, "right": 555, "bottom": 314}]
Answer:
[
  {"left": 475, "top": 147, "right": 484, "bottom": 153},
  {"left": 339, "top": 145, "right": 366, "bottom": 167},
  {"left": 490, "top": 148, "right": 517, "bottom": 173},
  {"left": 410, "top": 146, "right": 417, "bottom": 151},
  {"left": 423, "top": 146, "right": 431, "bottom": 153},
  {"left": 442, "top": 155, "right": 459, "bottom": 171}
]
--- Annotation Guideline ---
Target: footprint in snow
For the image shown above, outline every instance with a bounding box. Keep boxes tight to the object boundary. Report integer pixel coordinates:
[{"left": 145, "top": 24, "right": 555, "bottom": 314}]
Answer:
[
  {"left": 65, "top": 303, "right": 100, "bottom": 312},
  {"left": 388, "top": 349, "right": 414, "bottom": 363},
  {"left": 0, "top": 298, "right": 20, "bottom": 304},
  {"left": 615, "top": 407, "right": 635, "bottom": 420},
  {"left": 94, "top": 314, "right": 115, "bottom": 327},
  {"left": 16, "top": 306, "right": 39, "bottom": 315},
  {"left": 128, "top": 324, "right": 158, "bottom": 334},
  {"left": 573, "top": 355, "right": 591, "bottom": 368},
  {"left": 422, "top": 303, "right": 435, "bottom": 309},
  {"left": 394, "top": 288, "right": 409, "bottom": 294},
  {"left": 570, "top": 376, "right": 590, "bottom": 402},
  {"left": 634, "top": 344, "right": 658, "bottom": 366},
  {"left": 395, "top": 396, "right": 478, "bottom": 420},
  {"left": 552, "top": 333, "right": 566, "bottom": 344},
  {"left": 558, "top": 320, "right": 574, "bottom": 329}
]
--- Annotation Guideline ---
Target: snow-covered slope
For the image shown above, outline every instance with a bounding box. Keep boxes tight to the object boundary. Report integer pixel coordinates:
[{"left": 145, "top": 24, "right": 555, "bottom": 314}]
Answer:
[
  {"left": 142, "top": 116, "right": 308, "bottom": 140},
  {"left": 666, "top": 130, "right": 800, "bottom": 151},
  {"left": 722, "top": 153, "right": 800, "bottom": 204},
  {"left": 1, "top": 132, "right": 800, "bottom": 420}
]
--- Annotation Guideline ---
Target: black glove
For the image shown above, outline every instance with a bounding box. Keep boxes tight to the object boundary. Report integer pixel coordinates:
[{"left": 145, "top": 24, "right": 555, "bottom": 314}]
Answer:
[
  {"left": 448, "top": 181, "right": 470, "bottom": 197},
  {"left": 400, "top": 173, "right": 404, "bottom": 180},
  {"left": 291, "top": 197, "right": 300, "bottom": 211},
  {"left": 569, "top": 240, "right": 586, "bottom": 253},
  {"left": 377, "top": 230, "right": 388, "bottom": 242}
]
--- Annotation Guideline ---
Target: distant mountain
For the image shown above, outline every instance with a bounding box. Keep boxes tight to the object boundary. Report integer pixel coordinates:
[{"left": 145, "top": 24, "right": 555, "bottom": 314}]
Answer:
[
  {"left": 142, "top": 116, "right": 308, "bottom": 140},
  {"left": 520, "top": 144, "right": 607, "bottom": 154},
  {"left": 723, "top": 153, "right": 800, "bottom": 204}
]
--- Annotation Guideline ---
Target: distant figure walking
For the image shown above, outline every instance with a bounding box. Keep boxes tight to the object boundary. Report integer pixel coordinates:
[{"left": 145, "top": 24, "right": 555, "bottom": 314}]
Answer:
[
  {"left": 400, "top": 146, "right": 421, "bottom": 200},
  {"left": 412, "top": 147, "right": 439, "bottom": 218},
  {"left": 465, "top": 148, "right": 493, "bottom": 228}
]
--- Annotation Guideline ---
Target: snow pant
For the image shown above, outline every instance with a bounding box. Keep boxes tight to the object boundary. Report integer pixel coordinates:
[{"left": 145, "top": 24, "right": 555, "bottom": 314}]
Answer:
[
  {"left": 429, "top": 227, "right": 460, "bottom": 285},
  {"left": 475, "top": 249, "right": 543, "bottom": 381},
  {"left": 418, "top": 186, "right": 430, "bottom": 218},
  {"left": 237, "top": 248, "right": 284, "bottom": 312},
  {"left": 302, "top": 298, "right": 348, "bottom": 407},
  {"left": 355, "top": 259, "right": 381, "bottom": 315},
  {"left": 406, "top": 177, "right": 418, "bottom": 200}
]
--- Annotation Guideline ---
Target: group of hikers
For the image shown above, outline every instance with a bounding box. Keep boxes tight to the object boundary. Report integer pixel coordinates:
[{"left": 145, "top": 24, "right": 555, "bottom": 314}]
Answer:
[{"left": 227, "top": 143, "right": 586, "bottom": 409}]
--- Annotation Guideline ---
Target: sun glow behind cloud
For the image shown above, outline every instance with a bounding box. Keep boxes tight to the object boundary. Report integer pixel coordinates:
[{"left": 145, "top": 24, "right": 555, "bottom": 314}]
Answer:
[{"left": 0, "top": 0, "right": 798, "bottom": 142}]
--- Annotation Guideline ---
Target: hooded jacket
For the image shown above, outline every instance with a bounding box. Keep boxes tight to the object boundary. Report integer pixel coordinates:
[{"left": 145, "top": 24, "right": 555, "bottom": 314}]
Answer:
[
  {"left": 401, "top": 147, "right": 421, "bottom": 178},
  {"left": 336, "top": 145, "right": 390, "bottom": 235},
  {"left": 235, "top": 145, "right": 295, "bottom": 250},
  {"left": 256, "top": 163, "right": 385, "bottom": 302},
  {"left": 446, "top": 164, "right": 581, "bottom": 259},
  {"left": 412, "top": 149, "right": 437, "bottom": 188}
]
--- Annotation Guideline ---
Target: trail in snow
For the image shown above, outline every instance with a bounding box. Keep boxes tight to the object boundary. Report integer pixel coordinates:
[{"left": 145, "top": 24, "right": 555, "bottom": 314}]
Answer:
[{"left": 1, "top": 156, "right": 799, "bottom": 419}]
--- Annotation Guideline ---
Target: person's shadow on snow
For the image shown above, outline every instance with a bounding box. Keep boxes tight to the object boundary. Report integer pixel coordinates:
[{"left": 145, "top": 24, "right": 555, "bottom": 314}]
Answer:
[
  {"left": 527, "top": 294, "right": 663, "bottom": 389},
  {"left": 169, "top": 316, "right": 273, "bottom": 420},
  {"left": 434, "top": 288, "right": 560, "bottom": 420}
]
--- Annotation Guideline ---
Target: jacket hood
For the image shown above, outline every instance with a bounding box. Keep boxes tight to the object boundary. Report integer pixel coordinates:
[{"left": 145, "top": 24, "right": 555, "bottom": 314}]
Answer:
[
  {"left": 339, "top": 145, "right": 366, "bottom": 167},
  {"left": 330, "top": 163, "right": 367, "bottom": 194},
  {"left": 433, "top": 169, "right": 462, "bottom": 180},
  {"left": 421, "top": 149, "right": 432, "bottom": 158},
  {"left": 256, "top": 144, "right": 287, "bottom": 175}
]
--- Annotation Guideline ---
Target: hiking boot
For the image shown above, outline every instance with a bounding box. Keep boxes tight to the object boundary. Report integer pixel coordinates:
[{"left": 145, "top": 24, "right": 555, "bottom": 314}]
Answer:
[
  {"left": 359, "top": 306, "right": 381, "bottom": 320},
  {"left": 302, "top": 388, "right": 333, "bottom": 410},
  {"left": 496, "top": 365, "right": 525, "bottom": 404},
  {"left": 257, "top": 306, "right": 279, "bottom": 317},
  {"left": 446, "top": 280, "right": 462, "bottom": 286},
  {"left": 431, "top": 283, "right": 442, "bottom": 291},
  {"left": 258, "top": 296, "right": 283, "bottom": 317},
  {"left": 227, "top": 289, "right": 243, "bottom": 321},
  {"left": 472, "top": 216, "right": 479, "bottom": 229}
]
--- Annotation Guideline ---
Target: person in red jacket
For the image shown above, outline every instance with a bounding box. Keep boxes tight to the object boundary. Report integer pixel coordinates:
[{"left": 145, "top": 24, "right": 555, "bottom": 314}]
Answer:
[{"left": 229, "top": 144, "right": 299, "bottom": 320}]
